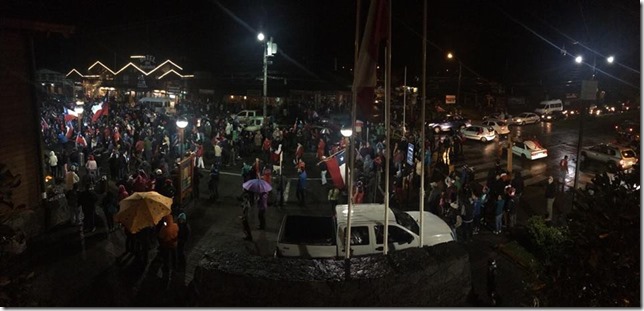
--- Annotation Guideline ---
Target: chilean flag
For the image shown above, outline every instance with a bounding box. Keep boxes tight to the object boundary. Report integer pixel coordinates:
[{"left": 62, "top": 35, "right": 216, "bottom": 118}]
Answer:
[
  {"left": 63, "top": 107, "right": 78, "bottom": 122},
  {"left": 324, "top": 149, "right": 348, "bottom": 189},
  {"left": 352, "top": 0, "right": 389, "bottom": 121},
  {"left": 92, "top": 100, "right": 109, "bottom": 123}
]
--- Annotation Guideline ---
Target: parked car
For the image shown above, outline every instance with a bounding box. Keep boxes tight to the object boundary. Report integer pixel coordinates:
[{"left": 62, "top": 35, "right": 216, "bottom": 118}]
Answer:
[
  {"left": 481, "top": 120, "right": 510, "bottom": 135},
  {"left": 482, "top": 112, "right": 510, "bottom": 123},
  {"left": 510, "top": 112, "right": 541, "bottom": 125},
  {"left": 274, "top": 204, "right": 455, "bottom": 258},
  {"left": 508, "top": 140, "right": 548, "bottom": 160},
  {"left": 581, "top": 143, "right": 638, "bottom": 171},
  {"left": 539, "top": 111, "right": 566, "bottom": 121},
  {"left": 427, "top": 114, "right": 472, "bottom": 134},
  {"left": 460, "top": 125, "right": 497, "bottom": 142}
]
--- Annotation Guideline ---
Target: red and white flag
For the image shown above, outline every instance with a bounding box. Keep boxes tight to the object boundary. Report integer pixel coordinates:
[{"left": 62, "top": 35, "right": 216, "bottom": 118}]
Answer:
[
  {"left": 92, "top": 101, "right": 109, "bottom": 122},
  {"left": 323, "top": 149, "right": 348, "bottom": 189},
  {"left": 352, "top": 0, "right": 389, "bottom": 120}
]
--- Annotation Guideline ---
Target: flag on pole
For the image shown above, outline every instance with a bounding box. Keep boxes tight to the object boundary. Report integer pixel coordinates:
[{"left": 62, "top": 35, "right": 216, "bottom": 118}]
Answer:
[
  {"left": 352, "top": 0, "right": 389, "bottom": 121},
  {"left": 323, "top": 149, "right": 348, "bottom": 189},
  {"left": 63, "top": 107, "right": 78, "bottom": 122},
  {"left": 92, "top": 94, "right": 109, "bottom": 123}
]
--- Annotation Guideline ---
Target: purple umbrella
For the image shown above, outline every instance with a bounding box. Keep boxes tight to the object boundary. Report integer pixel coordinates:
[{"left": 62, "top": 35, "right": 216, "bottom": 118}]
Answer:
[{"left": 242, "top": 178, "right": 272, "bottom": 193}]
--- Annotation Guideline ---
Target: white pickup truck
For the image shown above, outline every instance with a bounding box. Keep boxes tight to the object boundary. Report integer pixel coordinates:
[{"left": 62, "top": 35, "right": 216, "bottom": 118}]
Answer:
[
  {"left": 233, "top": 110, "right": 258, "bottom": 123},
  {"left": 274, "top": 204, "right": 456, "bottom": 259}
]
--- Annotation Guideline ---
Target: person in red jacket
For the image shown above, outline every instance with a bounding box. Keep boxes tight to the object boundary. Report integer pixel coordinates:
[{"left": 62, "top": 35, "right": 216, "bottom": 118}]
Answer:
[
  {"left": 317, "top": 138, "right": 326, "bottom": 160},
  {"left": 195, "top": 143, "right": 205, "bottom": 169},
  {"left": 295, "top": 143, "right": 304, "bottom": 164}
]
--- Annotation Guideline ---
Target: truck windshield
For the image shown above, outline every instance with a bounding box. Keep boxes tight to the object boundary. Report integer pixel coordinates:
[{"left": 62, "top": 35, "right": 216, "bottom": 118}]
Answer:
[{"left": 391, "top": 208, "right": 420, "bottom": 236}]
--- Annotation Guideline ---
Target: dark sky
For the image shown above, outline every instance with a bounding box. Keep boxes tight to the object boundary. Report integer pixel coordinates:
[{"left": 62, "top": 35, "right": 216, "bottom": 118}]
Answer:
[{"left": 3, "top": 0, "right": 641, "bottom": 92}]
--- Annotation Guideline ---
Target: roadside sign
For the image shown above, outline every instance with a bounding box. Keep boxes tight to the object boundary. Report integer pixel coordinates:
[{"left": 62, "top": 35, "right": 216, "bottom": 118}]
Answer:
[
  {"left": 407, "top": 143, "right": 414, "bottom": 165},
  {"left": 580, "top": 80, "right": 598, "bottom": 101},
  {"left": 445, "top": 95, "right": 456, "bottom": 104}
]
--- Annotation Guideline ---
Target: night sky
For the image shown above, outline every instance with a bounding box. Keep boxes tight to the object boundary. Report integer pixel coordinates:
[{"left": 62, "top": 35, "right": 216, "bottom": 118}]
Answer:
[{"left": 3, "top": 0, "right": 641, "bottom": 95}]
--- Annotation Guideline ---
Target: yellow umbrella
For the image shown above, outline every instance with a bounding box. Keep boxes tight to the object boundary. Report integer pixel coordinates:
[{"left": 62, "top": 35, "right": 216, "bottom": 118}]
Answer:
[{"left": 115, "top": 191, "right": 173, "bottom": 234}]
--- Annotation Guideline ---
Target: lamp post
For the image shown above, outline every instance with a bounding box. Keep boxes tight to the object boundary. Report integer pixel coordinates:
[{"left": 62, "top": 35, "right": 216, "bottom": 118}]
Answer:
[
  {"left": 447, "top": 52, "right": 462, "bottom": 106},
  {"left": 75, "top": 101, "right": 84, "bottom": 170},
  {"left": 573, "top": 54, "right": 613, "bottom": 195},
  {"left": 340, "top": 125, "right": 353, "bottom": 259},
  {"left": 176, "top": 116, "right": 188, "bottom": 160},
  {"left": 258, "top": 33, "right": 277, "bottom": 119}
]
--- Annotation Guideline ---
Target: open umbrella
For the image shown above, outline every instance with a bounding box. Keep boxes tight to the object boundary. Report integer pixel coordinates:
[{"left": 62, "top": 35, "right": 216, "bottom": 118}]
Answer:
[
  {"left": 242, "top": 178, "right": 272, "bottom": 193},
  {"left": 115, "top": 191, "right": 172, "bottom": 234}
]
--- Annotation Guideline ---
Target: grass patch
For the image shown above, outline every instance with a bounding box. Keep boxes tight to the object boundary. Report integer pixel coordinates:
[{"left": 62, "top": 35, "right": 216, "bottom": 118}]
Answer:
[{"left": 499, "top": 240, "right": 542, "bottom": 276}]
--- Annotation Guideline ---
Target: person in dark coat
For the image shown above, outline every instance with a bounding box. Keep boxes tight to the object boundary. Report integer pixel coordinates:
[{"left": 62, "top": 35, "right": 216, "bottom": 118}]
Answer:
[
  {"left": 240, "top": 191, "right": 253, "bottom": 241},
  {"left": 78, "top": 182, "right": 98, "bottom": 233},
  {"left": 192, "top": 165, "right": 202, "bottom": 200},
  {"left": 208, "top": 164, "right": 219, "bottom": 201},
  {"left": 176, "top": 212, "right": 191, "bottom": 269},
  {"left": 511, "top": 171, "right": 525, "bottom": 202},
  {"left": 101, "top": 191, "right": 117, "bottom": 232},
  {"left": 257, "top": 192, "right": 268, "bottom": 230}
]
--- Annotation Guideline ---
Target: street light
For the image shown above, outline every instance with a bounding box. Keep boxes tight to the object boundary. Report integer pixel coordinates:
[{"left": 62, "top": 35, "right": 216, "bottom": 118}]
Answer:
[
  {"left": 340, "top": 125, "right": 353, "bottom": 259},
  {"left": 447, "top": 52, "right": 462, "bottom": 106},
  {"left": 258, "top": 33, "right": 277, "bottom": 119},
  {"left": 176, "top": 116, "right": 188, "bottom": 159},
  {"left": 575, "top": 55, "right": 583, "bottom": 64}
]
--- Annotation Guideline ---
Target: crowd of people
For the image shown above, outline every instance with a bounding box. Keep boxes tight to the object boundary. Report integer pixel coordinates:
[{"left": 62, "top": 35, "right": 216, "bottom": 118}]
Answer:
[{"left": 42, "top": 90, "right": 626, "bottom": 278}]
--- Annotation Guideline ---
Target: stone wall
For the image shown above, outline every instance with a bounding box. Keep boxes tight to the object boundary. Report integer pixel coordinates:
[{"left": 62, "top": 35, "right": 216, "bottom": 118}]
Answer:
[{"left": 189, "top": 242, "right": 471, "bottom": 307}]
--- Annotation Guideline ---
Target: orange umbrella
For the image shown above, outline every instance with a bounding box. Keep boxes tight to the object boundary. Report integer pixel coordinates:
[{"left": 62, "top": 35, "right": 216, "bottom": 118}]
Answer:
[{"left": 115, "top": 191, "right": 172, "bottom": 234}]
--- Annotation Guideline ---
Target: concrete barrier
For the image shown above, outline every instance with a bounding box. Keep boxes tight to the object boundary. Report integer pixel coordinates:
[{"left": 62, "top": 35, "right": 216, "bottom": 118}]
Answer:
[{"left": 189, "top": 241, "right": 471, "bottom": 307}]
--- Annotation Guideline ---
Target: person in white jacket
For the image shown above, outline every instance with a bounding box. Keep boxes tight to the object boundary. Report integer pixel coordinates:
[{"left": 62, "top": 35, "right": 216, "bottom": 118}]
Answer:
[{"left": 48, "top": 151, "right": 59, "bottom": 178}]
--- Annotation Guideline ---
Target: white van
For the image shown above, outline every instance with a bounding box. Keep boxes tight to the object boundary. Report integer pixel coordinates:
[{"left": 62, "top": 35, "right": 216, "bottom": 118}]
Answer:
[{"left": 534, "top": 99, "right": 563, "bottom": 115}]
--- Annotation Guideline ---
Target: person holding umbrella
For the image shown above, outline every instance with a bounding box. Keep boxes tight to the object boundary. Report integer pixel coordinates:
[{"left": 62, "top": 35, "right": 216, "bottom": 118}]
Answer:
[{"left": 257, "top": 192, "right": 268, "bottom": 230}]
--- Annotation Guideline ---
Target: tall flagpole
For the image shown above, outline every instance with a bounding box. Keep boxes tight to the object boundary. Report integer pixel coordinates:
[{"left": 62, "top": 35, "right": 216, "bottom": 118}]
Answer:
[
  {"left": 419, "top": 0, "right": 427, "bottom": 247},
  {"left": 383, "top": 0, "right": 392, "bottom": 255},
  {"left": 402, "top": 66, "right": 407, "bottom": 130},
  {"left": 345, "top": 0, "right": 361, "bottom": 261}
]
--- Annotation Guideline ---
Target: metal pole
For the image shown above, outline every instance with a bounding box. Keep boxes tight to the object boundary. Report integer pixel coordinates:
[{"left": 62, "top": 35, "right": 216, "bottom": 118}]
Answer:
[
  {"left": 403, "top": 66, "right": 407, "bottom": 130},
  {"left": 345, "top": 0, "right": 361, "bottom": 261},
  {"left": 506, "top": 133, "right": 513, "bottom": 173},
  {"left": 263, "top": 39, "right": 269, "bottom": 119},
  {"left": 573, "top": 99, "right": 586, "bottom": 195},
  {"left": 457, "top": 61, "right": 462, "bottom": 106},
  {"left": 383, "top": 0, "right": 392, "bottom": 254},
  {"left": 181, "top": 128, "right": 184, "bottom": 160},
  {"left": 419, "top": 0, "right": 427, "bottom": 247}
]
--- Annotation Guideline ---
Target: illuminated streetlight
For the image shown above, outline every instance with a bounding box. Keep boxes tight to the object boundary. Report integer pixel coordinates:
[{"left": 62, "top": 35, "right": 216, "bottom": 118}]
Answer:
[
  {"left": 606, "top": 55, "right": 614, "bottom": 64},
  {"left": 176, "top": 116, "right": 188, "bottom": 159},
  {"left": 258, "top": 33, "right": 277, "bottom": 119},
  {"left": 340, "top": 125, "right": 353, "bottom": 138},
  {"left": 447, "top": 52, "right": 462, "bottom": 106},
  {"left": 575, "top": 55, "right": 583, "bottom": 63}
]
